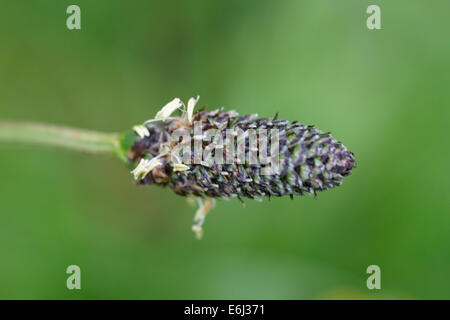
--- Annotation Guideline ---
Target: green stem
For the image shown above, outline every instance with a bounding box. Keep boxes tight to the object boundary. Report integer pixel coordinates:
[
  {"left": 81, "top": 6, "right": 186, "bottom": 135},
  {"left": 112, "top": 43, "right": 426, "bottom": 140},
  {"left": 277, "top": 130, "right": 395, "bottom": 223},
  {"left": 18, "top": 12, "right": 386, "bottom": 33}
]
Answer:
[{"left": 0, "top": 120, "right": 121, "bottom": 157}]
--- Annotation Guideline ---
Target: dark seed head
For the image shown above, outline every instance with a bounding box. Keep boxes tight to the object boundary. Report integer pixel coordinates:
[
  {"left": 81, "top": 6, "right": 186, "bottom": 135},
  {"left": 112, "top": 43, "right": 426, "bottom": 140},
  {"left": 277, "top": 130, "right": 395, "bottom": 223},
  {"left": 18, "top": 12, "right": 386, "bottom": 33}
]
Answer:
[{"left": 128, "top": 108, "right": 356, "bottom": 200}]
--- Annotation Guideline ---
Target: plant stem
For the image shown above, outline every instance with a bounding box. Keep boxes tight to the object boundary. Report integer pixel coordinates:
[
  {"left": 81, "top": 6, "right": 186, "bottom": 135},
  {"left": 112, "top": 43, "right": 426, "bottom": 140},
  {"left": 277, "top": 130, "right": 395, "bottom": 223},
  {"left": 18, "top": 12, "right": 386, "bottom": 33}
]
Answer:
[{"left": 0, "top": 121, "right": 121, "bottom": 156}]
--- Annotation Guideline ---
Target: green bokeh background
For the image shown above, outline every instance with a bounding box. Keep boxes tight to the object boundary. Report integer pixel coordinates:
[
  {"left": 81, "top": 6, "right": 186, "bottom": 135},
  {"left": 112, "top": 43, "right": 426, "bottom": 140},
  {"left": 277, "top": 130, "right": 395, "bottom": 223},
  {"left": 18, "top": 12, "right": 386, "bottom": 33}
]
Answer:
[{"left": 0, "top": 0, "right": 449, "bottom": 299}]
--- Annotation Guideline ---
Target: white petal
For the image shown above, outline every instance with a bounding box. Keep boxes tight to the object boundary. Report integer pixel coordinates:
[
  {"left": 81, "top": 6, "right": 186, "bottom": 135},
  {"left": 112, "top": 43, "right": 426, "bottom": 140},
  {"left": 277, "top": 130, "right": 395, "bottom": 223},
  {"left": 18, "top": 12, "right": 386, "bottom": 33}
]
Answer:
[
  {"left": 187, "top": 95, "right": 200, "bottom": 123},
  {"left": 155, "top": 98, "right": 183, "bottom": 120}
]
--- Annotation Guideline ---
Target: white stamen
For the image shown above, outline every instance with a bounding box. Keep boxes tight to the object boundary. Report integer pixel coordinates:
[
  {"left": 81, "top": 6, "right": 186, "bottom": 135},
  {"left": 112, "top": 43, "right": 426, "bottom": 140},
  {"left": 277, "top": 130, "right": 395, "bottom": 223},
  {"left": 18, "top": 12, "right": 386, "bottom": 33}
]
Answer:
[
  {"left": 192, "top": 197, "right": 216, "bottom": 240},
  {"left": 186, "top": 95, "right": 200, "bottom": 124},
  {"left": 131, "top": 158, "right": 162, "bottom": 180},
  {"left": 155, "top": 98, "right": 183, "bottom": 120},
  {"left": 192, "top": 225, "right": 203, "bottom": 240},
  {"left": 132, "top": 125, "right": 150, "bottom": 138},
  {"left": 143, "top": 117, "right": 177, "bottom": 125},
  {"left": 172, "top": 163, "right": 190, "bottom": 172}
]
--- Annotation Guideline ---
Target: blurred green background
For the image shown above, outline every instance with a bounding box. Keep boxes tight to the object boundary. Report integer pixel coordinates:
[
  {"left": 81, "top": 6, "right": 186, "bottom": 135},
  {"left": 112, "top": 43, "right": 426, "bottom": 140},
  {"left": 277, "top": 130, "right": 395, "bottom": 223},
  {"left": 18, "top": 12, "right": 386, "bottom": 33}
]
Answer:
[{"left": 0, "top": 0, "right": 449, "bottom": 299}]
